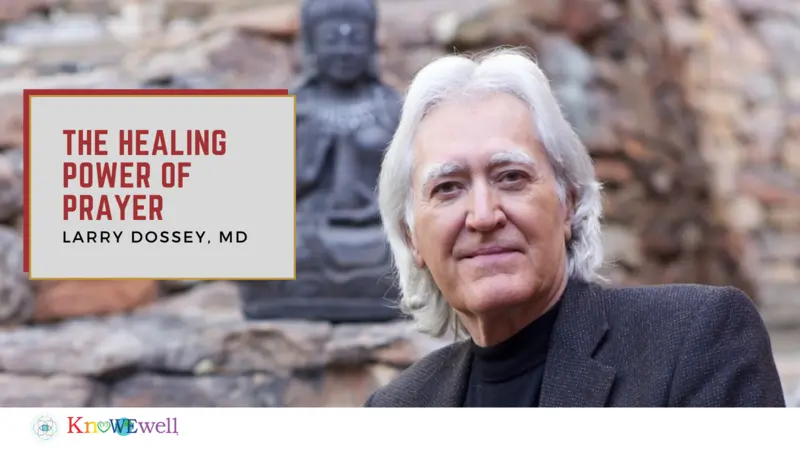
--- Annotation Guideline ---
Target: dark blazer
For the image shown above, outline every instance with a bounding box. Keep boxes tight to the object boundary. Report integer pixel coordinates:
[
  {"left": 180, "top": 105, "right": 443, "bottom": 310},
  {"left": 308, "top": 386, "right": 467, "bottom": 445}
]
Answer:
[{"left": 365, "top": 279, "right": 786, "bottom": 407}]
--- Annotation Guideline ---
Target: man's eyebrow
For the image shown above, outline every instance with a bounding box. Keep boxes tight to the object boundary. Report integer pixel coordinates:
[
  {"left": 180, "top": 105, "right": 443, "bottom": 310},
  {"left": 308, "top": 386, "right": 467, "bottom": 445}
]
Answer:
[
  {"left": 420, "top": 161, "right": 466, "bottom": 191},
  {"left": 489, "top": 149, "right": 537, "bottom": 168},
  {"left": 418, "top": 149, "right": 537, "bottom": 194}
]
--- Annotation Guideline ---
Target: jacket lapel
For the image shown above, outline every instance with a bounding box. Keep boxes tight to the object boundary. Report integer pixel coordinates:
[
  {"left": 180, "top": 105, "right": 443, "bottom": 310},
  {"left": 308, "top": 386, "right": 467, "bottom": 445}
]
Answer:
[
  {"left": 383, "top": 340, "right": 471, "bottom": 407},
  {"left": 539, "top": 279, "right": 616, "bottom": 407},
  {"left": 425, "top": 341, "right": 471, "bottom": 406}
]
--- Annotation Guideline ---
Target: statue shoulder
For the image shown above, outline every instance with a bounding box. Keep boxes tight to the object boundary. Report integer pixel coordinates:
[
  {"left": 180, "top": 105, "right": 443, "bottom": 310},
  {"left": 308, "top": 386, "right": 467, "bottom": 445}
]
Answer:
[
  {"left": 372, "top": 83, "right": 403, "bottom": 125},
  {"left": 291, "top": 85, "right": 316, "bottom": 118},
  {"left": 374, "top": 83, "right": 403, "bottom": 104},
  {"left": 288, "top": 77, "right": 312, "bottom": 96}
]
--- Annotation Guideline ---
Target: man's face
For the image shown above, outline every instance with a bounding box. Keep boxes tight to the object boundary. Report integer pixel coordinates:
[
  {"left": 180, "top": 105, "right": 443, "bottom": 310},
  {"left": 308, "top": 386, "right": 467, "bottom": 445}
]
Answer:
[
  {"left": 312, "top": 18, "right": 372, "bottom": 86},
  {"left": 409, "top": 93, "right": 572, "bottom": 321}
]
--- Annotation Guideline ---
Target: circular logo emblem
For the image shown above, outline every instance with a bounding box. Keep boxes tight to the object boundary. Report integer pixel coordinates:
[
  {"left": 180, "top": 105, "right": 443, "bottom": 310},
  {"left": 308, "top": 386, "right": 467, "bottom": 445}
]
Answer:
[
  {"left": 115, "top": 418, "right": 132, "bottom": 437},
  {"left": 33, "top": 416, "right": 57, "bottom": 440}
]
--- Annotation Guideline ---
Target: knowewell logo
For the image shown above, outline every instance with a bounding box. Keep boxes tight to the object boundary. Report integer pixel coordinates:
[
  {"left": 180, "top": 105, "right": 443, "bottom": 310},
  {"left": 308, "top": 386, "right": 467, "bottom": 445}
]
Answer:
[
  {"left": 32, "top": 415, "right": 58, "bottom": 440},
  {"left": 67, "top": 416, "right": 179, "bottom": 436}
]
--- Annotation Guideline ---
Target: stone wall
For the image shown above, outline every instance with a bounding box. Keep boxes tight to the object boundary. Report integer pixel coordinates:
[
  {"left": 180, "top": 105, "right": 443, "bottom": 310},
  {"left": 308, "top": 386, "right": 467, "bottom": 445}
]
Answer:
[
  {"left": 0, "top": 282, "right": 449, "bottom": 407},
  {"left": 695, "top": 1, "right": 800, "bottom": 327},
  {"left": 0, "top": 0, "right": 798, "bottom": 406}
]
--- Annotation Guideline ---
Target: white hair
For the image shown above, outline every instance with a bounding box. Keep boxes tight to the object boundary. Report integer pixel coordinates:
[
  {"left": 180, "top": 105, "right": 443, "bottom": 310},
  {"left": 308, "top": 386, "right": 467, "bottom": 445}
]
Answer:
[{"left": 377, "top": 47, "right": 604, "bottom": 338}]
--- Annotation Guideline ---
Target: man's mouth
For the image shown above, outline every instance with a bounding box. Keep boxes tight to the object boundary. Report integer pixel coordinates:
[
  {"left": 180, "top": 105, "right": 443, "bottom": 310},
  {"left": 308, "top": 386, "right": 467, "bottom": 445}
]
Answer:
[{"left": 460, "top": 245, "right": 521, "bottom": 260}]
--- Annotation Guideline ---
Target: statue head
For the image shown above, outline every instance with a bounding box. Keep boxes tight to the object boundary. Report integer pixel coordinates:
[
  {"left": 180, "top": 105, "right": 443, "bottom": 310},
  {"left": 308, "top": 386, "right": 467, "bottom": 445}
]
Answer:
[{"left": 298, "top": 0, "right": 380, "bottom": 88}]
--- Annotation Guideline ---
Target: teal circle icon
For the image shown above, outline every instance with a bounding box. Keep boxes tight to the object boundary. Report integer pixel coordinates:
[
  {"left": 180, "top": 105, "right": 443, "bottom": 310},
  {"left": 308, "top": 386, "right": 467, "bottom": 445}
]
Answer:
[{"left": 115, "top": 418, "right": 131, "bottom": 437}]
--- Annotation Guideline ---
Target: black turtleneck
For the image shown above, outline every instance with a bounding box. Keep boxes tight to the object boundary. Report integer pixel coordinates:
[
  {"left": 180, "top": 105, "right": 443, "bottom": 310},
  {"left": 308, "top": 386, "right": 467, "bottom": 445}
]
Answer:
[{"left": 462, "top": 301, "right": 561, "bottom": 407}]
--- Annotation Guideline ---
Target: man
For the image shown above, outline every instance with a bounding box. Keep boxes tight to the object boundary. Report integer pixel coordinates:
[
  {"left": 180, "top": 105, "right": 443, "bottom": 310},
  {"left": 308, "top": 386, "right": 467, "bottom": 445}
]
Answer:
[{"left": 367, "top": 48, "right": 785, "bottom": 407}]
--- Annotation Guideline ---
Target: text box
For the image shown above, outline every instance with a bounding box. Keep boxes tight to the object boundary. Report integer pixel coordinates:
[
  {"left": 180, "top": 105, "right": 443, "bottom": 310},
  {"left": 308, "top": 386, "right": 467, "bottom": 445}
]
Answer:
[{"left": 24, "top": 89, "right": 296, "bottom": 279}]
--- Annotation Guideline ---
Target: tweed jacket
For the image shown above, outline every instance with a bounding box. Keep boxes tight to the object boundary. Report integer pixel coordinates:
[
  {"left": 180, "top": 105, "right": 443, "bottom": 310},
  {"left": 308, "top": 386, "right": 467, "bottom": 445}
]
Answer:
[{"left": 365, "top": 279, "right": 786, "bottom": 407}]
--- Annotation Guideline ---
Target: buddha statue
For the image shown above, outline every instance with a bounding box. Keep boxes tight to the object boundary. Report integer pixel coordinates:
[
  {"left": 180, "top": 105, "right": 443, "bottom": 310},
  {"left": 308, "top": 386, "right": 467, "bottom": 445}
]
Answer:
[{"left": 238, "top": 0, "right": 403, "bottom": 322}]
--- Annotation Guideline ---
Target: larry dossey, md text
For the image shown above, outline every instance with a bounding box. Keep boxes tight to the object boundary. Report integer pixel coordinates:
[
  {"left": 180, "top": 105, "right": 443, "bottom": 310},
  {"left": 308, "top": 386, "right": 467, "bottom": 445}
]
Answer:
[{"left": 62, "top": 230, "right": 248, "bottom": 244}]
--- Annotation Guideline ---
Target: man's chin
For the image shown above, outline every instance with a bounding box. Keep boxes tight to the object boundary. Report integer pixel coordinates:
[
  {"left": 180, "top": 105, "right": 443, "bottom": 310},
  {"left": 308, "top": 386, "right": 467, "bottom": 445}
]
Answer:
[{"left": 462, "top": 276, "right": 534, "bottom": 313}]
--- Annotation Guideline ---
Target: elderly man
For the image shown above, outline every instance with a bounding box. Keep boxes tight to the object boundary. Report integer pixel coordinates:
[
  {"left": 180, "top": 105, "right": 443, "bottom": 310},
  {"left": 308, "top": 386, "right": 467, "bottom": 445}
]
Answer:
[{"left": 366, "top": 48, "right": 785, "bottom": 407}]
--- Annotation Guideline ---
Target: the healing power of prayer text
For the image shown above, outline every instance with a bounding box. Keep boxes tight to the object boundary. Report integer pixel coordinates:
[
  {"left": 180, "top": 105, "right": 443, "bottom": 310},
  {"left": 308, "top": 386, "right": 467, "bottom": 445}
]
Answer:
[{"left": 61, "top": 128, "right": 227, "bottom": 221}]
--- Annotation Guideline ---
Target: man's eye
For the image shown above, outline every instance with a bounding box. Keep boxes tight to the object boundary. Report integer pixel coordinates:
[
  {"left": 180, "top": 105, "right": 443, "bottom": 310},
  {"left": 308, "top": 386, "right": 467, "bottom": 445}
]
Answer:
[
  {"left": 499, "top": 171, "right": 527, "bottom": 183},
  {"left": 432, "top": 182, "right": 460, "bottom": 195}
]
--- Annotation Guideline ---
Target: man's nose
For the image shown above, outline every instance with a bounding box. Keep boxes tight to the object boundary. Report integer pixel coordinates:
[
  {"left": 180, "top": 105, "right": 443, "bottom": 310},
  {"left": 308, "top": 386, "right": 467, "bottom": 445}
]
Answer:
[{"left": 465, "top": 183, "right": 506, "bottom": 232}]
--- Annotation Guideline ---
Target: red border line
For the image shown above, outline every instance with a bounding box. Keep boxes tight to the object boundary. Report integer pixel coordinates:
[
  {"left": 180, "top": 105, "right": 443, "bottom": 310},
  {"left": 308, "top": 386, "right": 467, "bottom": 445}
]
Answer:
[
  {"left": 22, "top": 91, "right": 30, "bottom": 273},
  {"left": 24, "top": 89, "right": 289, "bottom": 96},
  {"left": 22, "top": 88, "right": 290, "bottom": 273}
]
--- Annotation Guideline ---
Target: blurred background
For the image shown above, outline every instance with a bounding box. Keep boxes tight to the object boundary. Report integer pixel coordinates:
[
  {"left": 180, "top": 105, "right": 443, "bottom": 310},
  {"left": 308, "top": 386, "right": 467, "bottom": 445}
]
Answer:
[{"left": 0, "top": 0, "right": 798, "bottom": 407}]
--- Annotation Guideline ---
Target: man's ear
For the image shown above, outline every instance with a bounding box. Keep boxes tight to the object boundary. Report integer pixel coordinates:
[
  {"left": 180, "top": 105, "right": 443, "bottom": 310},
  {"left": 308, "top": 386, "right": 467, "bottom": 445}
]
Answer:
[{"left": 403, "top": 222, "right": 425, "bottom": 269}]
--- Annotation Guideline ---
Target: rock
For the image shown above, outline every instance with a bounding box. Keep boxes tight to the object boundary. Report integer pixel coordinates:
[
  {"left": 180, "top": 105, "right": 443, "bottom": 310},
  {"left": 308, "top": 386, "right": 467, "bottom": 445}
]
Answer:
[
  {"left": 382, "top": 47, "right": 446, "bottom": 85},
  {"left": 758, "top": 232, "right": 800, "bottom": 261},
  {"left": 0, "top": 107, "right": 23, "bottom": 150},
  {"left": 24, "top": 39, "right": 128, "bottom": 75},
  {"left": 138, "top": 72, "right": 220, "bottom": 89},
  {"left": 430, "top": 11, "right": 460, "bottom": 46},
  {"left": 110, "top": 373, "right": 286, "bottom": 407},
  {"left": 601, "top": 184, "right": 645, "bottom": 224},
  {"left": 759, "top": 282, "right": 800, "bottom": 329},
  {"left": 0, "top": 312, "right": 252, "bottom": 376},
  {"left": 0, "top": 69, "right": 133, "bottom": 152},
  {"left": 158, "top": 279, "right": 202, "bottom": 295},
  {"left": 121, "top": 27, "right": 295, "bottom": 88},
  {"left": 560, "top": 0, "right": 620, "bottom": 41},
  {"left": 206, "top": 3, "right": 299, "bottom": 40},
  {"left": 537, "top": 34, "right": 594, "bottom": 136},
  {"left": 732, "top": 0, "right": 800, "bottom": 20},
  {"left": 0, "top": 373, "right": 104, "bottom": 406},
  {"left": 515, "top": 0, "right": 563, "bottom": 26},
  {"left": 601, "top": 225, "right": 643, "bottom": 269},
  {"left": 109, "top": 364, "right": 402, "bottom": 407},
  {"left": 786, "top": 77, "right": 800, "bottom": 102},
  {"left": 105, "top": 1, "right": 164, "bottom": 42},
  {"left": 4, "top": 13, "right": 108, "bottom": 46},
  {"left": 0, "top": 316, "right": 161, "bottom": 375},
  {"left": 52, "top": 0, "right": 115, "bottom": 16},
  {"left": 727, "top": 195, "right": 765, "bottom": 231},
  {"left": 753, "top": 18, "right": 800, "bottom": 76},
  {"left": 206, "top": 30, "right": 294, "bottom": 88},
  {"left": 0, "top": 226, "right": 34, "bottom": 325},
  {"left": 738, "top": 168, "right": 800, "bottom": 205},
  {"left": 0, "top": 149, "right": 23, "bottom": 221},
  {"left": 537, "top": 34, "right": 594, "bottom": 84},
  {"left": 766, "top": 205, "right": 800, "bottom": 231},
  {"left": 743, "top": 104, "right": 785, "bottom": 163},
  {"left": 782, "top": 137, "right": 800, "bottom": 175},
  {"left": 431, "top": 3, "right": 541, "bottom": 49},
  {"left": 758, "top": 262, "right": 800, "bottom": 284},
  {"left": 0, "top": 308, "right": 447, "bottom": 406},
  {"left": 0, "top": 0, "right": 52, "bottom": 22},
  {"left": 663, "top": 14, "right": 702, "bottom": 51},
  {"left": 326, "top": 321, "right": 447, "bottom": 367},
  {"left": 0, "top": 94, "right": 24, "bottom": 152},
  {"left": 139, "top": 281, "right": 240, "bottom": 322},
  {"left": 285, "top": 365, "right": 396, "bottom": 407},
  {"left": 33, "top": 280, "right": 158, "bottom": 323},
  {"left": 594, "top": 158, "right": 633, "bottom": 185},
  {"left": 0, "top": 284, "right": 444, "bottom": 379},
  {"left": 13, "top": 214, "right": 22, "bottom": 234},
  {"left": 742, "top": 72, "right": 780, "bottom": 104},
  {"left": 214, "top": 321, "right": 332, "bottom": 376}
]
